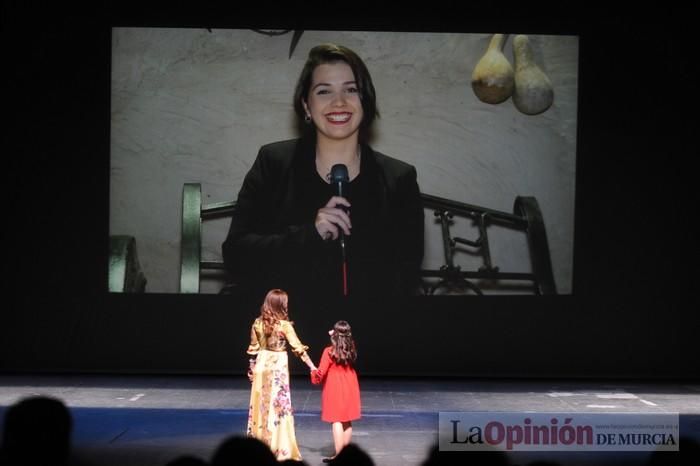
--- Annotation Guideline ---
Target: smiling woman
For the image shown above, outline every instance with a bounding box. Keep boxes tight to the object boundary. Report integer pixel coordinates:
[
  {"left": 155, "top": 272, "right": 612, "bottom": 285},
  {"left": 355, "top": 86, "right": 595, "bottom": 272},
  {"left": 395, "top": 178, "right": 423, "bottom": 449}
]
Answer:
[
  {"left": 221, "top": 43, "right": 425, "bottom": 306},
  {"left": 110, "top": 29, "right": 579, "bottom": 297}
]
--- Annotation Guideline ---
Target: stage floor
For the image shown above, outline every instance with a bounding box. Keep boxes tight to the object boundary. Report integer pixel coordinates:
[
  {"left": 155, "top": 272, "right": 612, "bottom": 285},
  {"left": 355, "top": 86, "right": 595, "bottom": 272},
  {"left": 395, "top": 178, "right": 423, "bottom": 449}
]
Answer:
[{"left": 1, "top": 374, "right": 699, "bottom": 466}]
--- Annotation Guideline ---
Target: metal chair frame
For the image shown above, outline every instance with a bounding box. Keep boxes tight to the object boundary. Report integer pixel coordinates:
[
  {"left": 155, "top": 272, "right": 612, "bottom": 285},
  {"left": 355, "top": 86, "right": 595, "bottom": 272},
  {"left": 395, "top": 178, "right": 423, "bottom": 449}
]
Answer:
[{"left": 179, "top": 183, "right": 557, "bottom": 295}]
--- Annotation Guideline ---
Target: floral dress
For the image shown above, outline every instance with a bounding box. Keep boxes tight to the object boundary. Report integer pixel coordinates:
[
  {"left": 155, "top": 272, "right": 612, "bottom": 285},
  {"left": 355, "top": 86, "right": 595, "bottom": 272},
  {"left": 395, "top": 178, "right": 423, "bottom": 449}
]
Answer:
[{"left": 246, "top": 318, "right": 308, "bottom": 461}]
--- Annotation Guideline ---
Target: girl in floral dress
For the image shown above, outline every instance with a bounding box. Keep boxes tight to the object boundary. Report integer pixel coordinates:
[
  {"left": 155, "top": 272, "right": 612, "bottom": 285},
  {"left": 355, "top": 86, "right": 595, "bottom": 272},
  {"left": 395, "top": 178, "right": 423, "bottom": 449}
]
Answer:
[
  {"left": 246, "top": 289, "right": 316, "bottom": 461},
  {"left": 311, "top": 320, "right": 361, "bottom": 462}
]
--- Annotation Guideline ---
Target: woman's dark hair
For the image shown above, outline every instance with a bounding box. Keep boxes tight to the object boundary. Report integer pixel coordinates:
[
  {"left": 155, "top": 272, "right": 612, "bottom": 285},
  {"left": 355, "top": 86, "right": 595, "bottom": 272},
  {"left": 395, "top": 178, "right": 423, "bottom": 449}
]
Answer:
[
  {"left": 293, "top": 43, "right": 379, "bottom": 140},
  {"left": 330, "top": 320, "right": 357, "bottom": 365}
]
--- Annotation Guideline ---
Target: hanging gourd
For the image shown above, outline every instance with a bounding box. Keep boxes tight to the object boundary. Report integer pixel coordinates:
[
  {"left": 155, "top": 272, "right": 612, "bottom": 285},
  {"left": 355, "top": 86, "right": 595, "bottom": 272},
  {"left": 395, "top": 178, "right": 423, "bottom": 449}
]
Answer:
[
  {"left": 471, "top": 34, "right": 514, "bottom": 104},
  {"left": 512, "top": 34, "right": 554, "bottom": 115}
]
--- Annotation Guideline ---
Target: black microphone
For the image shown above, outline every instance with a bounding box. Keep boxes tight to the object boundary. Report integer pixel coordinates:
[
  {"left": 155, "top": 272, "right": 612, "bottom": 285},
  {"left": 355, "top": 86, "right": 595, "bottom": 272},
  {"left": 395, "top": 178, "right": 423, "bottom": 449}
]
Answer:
[
  {"left": 330, "top": 163, "right": 349, "bottom": 208},
  {"left": 330, "top": 164, "right": 349, "bottom": 295}
]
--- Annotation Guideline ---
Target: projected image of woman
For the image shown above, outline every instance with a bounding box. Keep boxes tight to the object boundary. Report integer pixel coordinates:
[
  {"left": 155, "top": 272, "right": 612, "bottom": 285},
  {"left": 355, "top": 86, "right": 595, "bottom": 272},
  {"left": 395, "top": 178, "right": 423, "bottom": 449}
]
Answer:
[
  {"left": 246, "top": 288, "right": 316, "bottom": 461},
  {"left": 222, "top": 43, "right": 424, "bottom": 304}
]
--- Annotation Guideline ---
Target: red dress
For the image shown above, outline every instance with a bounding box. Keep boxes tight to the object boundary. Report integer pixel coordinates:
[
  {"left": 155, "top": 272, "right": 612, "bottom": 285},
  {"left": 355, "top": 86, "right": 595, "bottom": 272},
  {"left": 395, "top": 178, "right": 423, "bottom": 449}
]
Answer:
[{"left": 311, "top": 346, "right": 361, "bottom": 423}]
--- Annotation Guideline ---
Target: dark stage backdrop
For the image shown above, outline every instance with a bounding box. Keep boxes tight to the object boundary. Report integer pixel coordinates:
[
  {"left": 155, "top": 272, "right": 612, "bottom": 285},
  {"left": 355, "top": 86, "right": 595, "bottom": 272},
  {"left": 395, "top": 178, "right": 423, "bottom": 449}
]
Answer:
[{"left": 4, "top": 9, "right": 698, "bottom": 379}]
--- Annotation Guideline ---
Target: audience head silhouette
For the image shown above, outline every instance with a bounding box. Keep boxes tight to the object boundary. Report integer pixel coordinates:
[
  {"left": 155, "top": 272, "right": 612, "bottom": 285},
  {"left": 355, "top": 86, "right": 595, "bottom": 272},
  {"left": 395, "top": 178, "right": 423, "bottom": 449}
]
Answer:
[
  {"left": 1, "top": 395, "right": 73, "bottom": 466},
  {"left": 330, "top": 443, "right": 374, "bottom": 466},
  {"left": 648, "top": 435, "right": 700, "bottom": 465},
  {"left": 164, "top": 454, "right": 208, "bottom": 466},
  {"left": 421, "top": 442, "right": 510, "bottom": 466},
  {"left": 210, "top": 435, "right": 277, "bottom": 466}
]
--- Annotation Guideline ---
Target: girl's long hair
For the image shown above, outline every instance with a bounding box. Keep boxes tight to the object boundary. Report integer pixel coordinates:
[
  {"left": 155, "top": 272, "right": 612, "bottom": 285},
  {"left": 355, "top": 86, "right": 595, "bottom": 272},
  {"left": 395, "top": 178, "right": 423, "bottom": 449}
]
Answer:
[
  {"left": 330, "top": 320, "right": 357, "bottom": 365},
  {"left": 260, "top": 289, "right": 289, "bottom": 336}
]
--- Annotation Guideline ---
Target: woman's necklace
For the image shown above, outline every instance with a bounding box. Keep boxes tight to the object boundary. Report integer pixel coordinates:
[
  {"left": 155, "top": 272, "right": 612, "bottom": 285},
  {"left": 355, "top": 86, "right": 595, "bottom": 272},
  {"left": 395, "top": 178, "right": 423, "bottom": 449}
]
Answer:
[{"left": 320, "top": 145, "right": 361, "bottom": 183}]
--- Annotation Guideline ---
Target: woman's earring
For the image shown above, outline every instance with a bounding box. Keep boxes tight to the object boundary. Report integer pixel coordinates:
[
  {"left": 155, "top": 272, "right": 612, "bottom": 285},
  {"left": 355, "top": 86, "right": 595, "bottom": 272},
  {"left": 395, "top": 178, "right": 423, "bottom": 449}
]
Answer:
[{"left": 304, "top": 113, "right": 311, "bottom": 123}]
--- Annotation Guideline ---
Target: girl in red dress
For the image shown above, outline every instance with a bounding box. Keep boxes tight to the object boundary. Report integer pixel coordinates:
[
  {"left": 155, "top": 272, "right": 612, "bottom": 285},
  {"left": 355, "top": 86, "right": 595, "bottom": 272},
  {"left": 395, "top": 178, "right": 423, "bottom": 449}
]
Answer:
[{"left": 311, "top": 320, "right": 361, "bottom": 462}]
